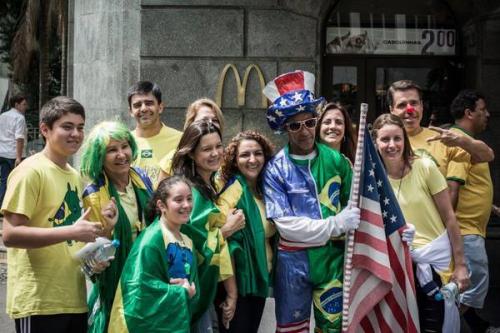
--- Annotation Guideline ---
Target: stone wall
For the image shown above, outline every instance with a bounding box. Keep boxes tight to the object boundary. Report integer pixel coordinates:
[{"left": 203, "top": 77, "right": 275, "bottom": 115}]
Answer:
[{"left": 139, "top": 0, "right": 331, "bottom": 146}]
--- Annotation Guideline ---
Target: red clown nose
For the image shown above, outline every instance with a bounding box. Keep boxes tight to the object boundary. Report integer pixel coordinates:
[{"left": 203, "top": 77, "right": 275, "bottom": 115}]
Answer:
[{"left": 406, "top": 105, "right": 416, "bottom": 114}]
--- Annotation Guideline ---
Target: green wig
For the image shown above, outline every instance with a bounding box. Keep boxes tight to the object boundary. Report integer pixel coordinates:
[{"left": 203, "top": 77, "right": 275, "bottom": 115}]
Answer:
[{"left": 80, "top": 121, "right": 138, "bottom": 182}]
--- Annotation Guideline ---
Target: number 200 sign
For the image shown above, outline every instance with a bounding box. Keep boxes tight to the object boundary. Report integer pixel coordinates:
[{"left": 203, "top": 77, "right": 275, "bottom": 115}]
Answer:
[{"left": 421, "top": 29, "right": 455, "bottom": 55}]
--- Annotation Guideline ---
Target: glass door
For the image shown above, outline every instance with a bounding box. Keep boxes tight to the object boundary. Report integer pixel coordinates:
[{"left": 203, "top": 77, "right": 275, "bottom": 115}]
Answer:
[
  {"left": 322, "top": 56, "right": 462, "bottom": 125},
  {"left": 322, "top": 57, "right": 366, "bottom": 123}
]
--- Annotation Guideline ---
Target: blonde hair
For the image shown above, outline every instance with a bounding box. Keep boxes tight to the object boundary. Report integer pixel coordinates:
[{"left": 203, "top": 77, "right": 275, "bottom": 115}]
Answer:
[{"left": 183, "top": 98, "right": 225, "bottom": 132}]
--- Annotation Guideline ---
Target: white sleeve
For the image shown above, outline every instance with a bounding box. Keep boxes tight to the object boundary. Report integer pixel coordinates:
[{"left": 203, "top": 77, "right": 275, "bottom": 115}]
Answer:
[
  {"left": 273, "top": 215, "right": 342, "bottom": 246},
  {"left": 14, "top": 117, "right": 26, "bottom": 140}
]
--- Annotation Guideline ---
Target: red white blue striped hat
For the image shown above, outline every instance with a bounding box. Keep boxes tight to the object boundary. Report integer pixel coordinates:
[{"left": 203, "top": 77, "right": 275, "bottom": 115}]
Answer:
[{"left": 263, "top": 70, "right": 324, "bottom": 133}]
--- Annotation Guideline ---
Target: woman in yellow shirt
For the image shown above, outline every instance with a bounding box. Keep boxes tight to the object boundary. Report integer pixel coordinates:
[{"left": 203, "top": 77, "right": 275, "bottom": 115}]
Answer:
[
  {"left": 158, "top": 98, "right": 225, "bottom": 180},
  {"left": 80, "top": 121, "right": 154, "bottom": 333},
  {"left": 171, "top": 120, "right": 244, "bottom": 331},
  {"left": 217, "top": 130, "right": 276, "bottom": 333},
  {"left": 371, "top": 114, "right": 469, "bottom": 332}
]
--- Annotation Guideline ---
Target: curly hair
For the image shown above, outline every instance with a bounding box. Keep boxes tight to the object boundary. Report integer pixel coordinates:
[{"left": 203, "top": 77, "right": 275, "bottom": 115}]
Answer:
[
  {"left": 80, "top": 121, "right": 138, "bottom": 182},
  {"left": 220, "top": 130, "right": 275, "bottom": 196},
  {"left": 316, "top": 102, "right": 357, "bottom": 163},
  {"left": 450, "top": 89, "right": 485, "bottom": 120}
]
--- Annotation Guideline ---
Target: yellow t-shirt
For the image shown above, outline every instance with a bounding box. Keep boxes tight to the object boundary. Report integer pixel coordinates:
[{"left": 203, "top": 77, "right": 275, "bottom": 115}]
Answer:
[
  {"left": 158, "top": 149, "right": 175, "bottom": 176},
  {"left": 117, "top": 181, "right": 143, "bottom": 239},
  {"left": 1, "top": 153, "right": 87, "bottom": 318},
  {"left": 388, "top": 157, "right": 448, "bottom": 249},
  {"left": 451, "top": 128, "right": 494, "bottom": 237},
  {"left": 217, "top": 179, "right": 276, "bottom": 271},
  {"left": 132, "top": 123, "right": 182, "bottom": 184},
  {"left": 408, "top": 127, "right": 469, "bottom": 182},
  {"left": 255, "top": 197, "right": 276, "bottom": 271}
]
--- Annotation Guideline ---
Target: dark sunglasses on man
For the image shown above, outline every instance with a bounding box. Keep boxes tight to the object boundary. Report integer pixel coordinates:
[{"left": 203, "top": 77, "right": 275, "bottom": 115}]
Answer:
[{"left": 284, "top": 117, "right": 318, "bottom": 132}]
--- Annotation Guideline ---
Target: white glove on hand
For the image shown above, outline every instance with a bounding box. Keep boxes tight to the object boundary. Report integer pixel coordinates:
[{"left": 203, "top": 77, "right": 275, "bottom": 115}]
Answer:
[
  {"left": 401, "top": 223, "right": 416, "bottom": 246},
  {"left": 329, "top": 206, "right": 361, "bottom": 237}
]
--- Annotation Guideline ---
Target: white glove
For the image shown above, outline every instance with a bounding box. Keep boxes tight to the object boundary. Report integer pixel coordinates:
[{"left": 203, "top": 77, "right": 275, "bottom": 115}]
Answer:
[
  {"left": 329, "top": 206, "right": 361, "bottom": 237},
  {"left": 401, "top": 223, "right": 416, "bottom": 246}
]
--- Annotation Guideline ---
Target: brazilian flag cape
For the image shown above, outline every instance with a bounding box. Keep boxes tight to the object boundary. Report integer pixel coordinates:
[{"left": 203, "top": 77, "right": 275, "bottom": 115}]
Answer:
[
  {"left": 180, "top": 187, "right": 233, "bottom": 321},
  {"left": 218, "top": 174, "right": 270, "bottom": 297},
  {"left": 82, "top": 167, "right": 153, "bottom": 333},
  {"left": 286, "top": 143, "right": 352, "bottom": 331},
  {"left": 108, "top": 218, "right": 199, "bottom": 333}
]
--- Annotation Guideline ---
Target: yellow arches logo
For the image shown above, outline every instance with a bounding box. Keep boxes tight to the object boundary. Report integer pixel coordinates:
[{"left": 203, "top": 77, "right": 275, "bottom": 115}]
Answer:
[{"left": 215, "top": 64, "right": 267, "bottom": 108}]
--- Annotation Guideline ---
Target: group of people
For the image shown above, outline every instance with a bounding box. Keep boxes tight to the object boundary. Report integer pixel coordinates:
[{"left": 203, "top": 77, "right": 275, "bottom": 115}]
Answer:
[{"left": 0, "top": 70, "right": 494, "bottom": 333}]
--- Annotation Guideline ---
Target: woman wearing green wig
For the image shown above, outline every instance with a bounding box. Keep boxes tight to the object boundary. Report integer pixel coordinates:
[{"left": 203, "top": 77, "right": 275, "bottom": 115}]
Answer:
[{"left": 80, "top": 121, "right": 154, "bottom": 333}]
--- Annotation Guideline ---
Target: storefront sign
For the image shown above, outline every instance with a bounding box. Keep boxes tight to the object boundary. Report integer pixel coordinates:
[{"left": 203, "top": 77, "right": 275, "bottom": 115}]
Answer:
[
  {"left": 216, "top": 64, "right": 267, "bottom": 108},
  {"left": 326, "top": 28, "right": 456, "bottom": 56}
]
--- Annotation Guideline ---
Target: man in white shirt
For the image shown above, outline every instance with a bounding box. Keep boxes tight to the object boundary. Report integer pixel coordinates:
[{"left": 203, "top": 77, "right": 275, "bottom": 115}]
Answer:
[{"left": 0, "top": 94, "right": 28, "bottom": 206}]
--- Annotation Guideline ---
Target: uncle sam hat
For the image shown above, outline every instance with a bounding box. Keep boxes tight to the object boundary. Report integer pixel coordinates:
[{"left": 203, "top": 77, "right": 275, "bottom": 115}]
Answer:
[{"left": 263, "top": 70, "right": 325, "bottom": 133}]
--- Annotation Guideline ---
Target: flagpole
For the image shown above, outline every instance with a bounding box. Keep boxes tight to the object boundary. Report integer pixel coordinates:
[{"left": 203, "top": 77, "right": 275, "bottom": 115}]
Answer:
[{"left": 342, "top": 103, "right": 368, "bottom": 332}]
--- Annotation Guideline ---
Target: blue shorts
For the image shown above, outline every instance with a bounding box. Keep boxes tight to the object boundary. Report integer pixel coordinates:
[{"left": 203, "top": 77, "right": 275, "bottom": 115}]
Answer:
[
  {"left": 274, "top": 248, "right": 344, "bottom": 332},
  {"left": 460, "top": 235, "right": 489, "bottom": 309}
]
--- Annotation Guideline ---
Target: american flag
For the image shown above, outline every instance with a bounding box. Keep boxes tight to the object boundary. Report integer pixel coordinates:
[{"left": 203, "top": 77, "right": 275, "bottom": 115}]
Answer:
[{"left": 344, "top": 128, "right": 419, "bottom": 333}]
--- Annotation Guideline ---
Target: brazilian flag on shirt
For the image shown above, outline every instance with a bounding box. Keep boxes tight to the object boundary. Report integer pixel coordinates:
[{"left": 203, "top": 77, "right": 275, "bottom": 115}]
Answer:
[
  {"left": 108, "top": 219, "right": 198, "bottom": 333},
  {"left": 287, "top": 142, "right": 352, "bottom": 331},
  {"left": 180, "top": 187, "right": 233, "bottom": 321}
]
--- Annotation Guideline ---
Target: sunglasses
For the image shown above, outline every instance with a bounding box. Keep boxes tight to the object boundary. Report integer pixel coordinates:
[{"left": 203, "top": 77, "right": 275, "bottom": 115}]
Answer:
[{"left": 285, "top": 118, "right": 318, "bottom": 132}]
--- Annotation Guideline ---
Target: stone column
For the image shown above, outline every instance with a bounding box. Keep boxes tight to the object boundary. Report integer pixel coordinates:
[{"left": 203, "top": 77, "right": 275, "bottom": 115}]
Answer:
[{"left": 71, "top": 0, "right": 140, "bottom": 130}]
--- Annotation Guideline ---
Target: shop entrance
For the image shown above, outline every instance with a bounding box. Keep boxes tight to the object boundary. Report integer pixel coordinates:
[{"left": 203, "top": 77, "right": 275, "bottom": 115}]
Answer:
[
  {"left": 322, "top": 0, "right": 460, "bottom": 124},
  {"left": 322, "top": 55, "right": 462, "bottom": 125}
]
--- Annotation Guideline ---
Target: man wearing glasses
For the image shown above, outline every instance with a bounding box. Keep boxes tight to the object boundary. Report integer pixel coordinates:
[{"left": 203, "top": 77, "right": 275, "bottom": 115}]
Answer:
[{"left": 262, "top": 71, "right": 360, "bottom": 332}]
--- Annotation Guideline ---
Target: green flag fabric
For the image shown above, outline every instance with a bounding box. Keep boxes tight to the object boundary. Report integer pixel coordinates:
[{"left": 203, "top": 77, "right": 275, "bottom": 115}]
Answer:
[
  {"left": 180, "top": 187, "right": 233, "bottom": 320},
  {"left": 218, "top": 174, "right": 270, "bottom": 297},
  {"left": 83, "top": 167, "right": 153, "bottom": 333},
  {"left": 108, "top": 218, "right": 198, "bottom": 333}
]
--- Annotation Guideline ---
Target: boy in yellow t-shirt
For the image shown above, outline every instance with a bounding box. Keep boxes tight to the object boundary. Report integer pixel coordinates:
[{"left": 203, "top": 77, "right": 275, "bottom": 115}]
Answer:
[
  {"left": 1, "top": 97, "right": 104, "bottom": 333},
  {"left": 127, "top": 81, "right": 182, "bottom": 185}
]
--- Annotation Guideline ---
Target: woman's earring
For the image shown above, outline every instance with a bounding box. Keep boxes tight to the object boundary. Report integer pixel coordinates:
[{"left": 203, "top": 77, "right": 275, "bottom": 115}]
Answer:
[{"left": 191, "top": 160, "right": 195, "bottom": 176}]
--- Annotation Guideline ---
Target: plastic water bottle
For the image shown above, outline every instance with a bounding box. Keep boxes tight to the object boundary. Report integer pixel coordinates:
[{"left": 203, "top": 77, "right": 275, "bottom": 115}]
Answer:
[
  {"left": 434, "top": 282, "right": 459, "bottom": 302},
  {"left": 74, "top": 237, "right": 120, "bottom": 277}
]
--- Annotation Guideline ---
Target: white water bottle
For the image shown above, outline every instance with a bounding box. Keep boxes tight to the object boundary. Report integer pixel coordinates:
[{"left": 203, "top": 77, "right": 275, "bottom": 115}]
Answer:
[
  {"left": 438, "top": 281, "right": 461, "bottom": 333},
  {"left": 74, "top": 237, "right": 120, "bottom": 277},
  {"left": 434, "top": 281, "right": 459, "bottom": 302},
  {"left": 440, "top": 282, "right": 459, "bottom": 301}
]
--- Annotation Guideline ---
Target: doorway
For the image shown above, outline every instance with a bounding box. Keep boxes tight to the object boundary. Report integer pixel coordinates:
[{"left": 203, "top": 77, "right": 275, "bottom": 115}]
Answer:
[{"left": 322, "top": 55, "right": 462, "bottom": 125}]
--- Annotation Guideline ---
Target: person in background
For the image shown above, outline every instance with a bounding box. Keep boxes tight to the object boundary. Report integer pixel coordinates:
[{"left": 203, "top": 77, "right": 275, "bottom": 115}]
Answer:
[
  {"left": 316, "top": 102, "right": 357, "bottom": 164},
  {"left": 128, "top": 81, "right": 182, "bottom": 185},
  {"left": 0, "top": 94, "right": 28, "bottom": 207},
  {"left": 108, "top": 176, "right": 198, "bottom": 333},
  {"left": 387, "top": 80, "right": 493, "bottom": 168},
  {"left": 171, "top": 120, "right": 245, "bottom": 331},
  {"left": 80, "top": 121, "right": 154, "bottom": 333},
  {"left": 217, "top": 130, "right": 276, "bottom": 333},
  {"left": 2, "top": 96, "right": 104, "bottom": 333},
  {"left": 158, "top": 97, "right": 225, "bottom": 181},
  {"left": 372, "top": 113, "right": 469, "bottom": 333},
  {"left": 447, "top": 90, "right": 494, "bottom": 332}
]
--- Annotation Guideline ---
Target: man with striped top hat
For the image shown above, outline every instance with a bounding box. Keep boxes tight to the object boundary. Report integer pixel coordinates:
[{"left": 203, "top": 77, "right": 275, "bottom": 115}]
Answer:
[{"left": 262, "top": 70, "right": 360, "bottom": 332}]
